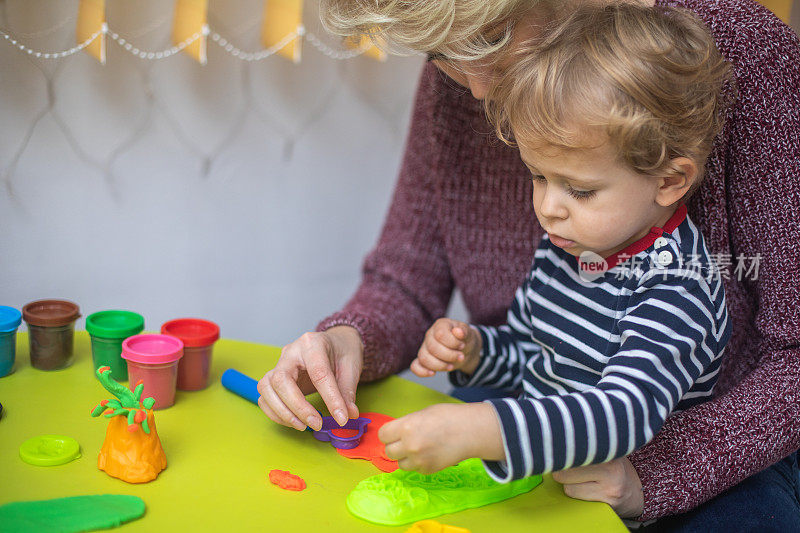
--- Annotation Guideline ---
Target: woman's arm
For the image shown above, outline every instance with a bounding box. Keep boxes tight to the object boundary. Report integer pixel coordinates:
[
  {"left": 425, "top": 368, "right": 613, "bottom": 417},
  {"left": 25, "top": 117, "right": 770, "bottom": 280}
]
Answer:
[
  {"left": 317, "top": 64, "right": 457, "bottom": 381},
  {"left": 628, "top": 12, "right": 800, "bottom": 520}
]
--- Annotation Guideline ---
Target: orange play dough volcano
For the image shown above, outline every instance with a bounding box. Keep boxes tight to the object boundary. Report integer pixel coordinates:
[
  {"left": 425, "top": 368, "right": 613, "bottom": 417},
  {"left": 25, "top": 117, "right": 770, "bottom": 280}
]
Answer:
[
  {"left": 98, "top": 410, "right": 166, "bottom": 483},
  {"left": 90, "top": 366, "right": 167, "bottom": 483}
]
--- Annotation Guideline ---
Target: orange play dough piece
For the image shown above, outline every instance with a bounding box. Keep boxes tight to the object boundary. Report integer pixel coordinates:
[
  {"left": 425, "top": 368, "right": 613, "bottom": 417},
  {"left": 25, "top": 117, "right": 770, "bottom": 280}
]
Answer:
[
  {"left": 337, "top": 412, "right": 398, "bottom": 472},
  {"left": 269, "top": 469, "right": 307, "bottom": 491},
  {"left": 98, "top": 410, "right": 166, "bottom": 483}
]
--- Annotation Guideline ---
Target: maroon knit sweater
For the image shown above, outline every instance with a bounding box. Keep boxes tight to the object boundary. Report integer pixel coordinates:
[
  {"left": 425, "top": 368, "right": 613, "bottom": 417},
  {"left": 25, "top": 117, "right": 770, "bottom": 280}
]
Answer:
[{"left": 319, "top": 0, "right": 800, "bottom": 520}]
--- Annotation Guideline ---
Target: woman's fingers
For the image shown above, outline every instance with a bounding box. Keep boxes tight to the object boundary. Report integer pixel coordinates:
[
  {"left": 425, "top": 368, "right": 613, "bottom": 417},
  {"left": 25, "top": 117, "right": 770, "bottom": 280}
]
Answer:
[
  {"left": 552, "top": 458, "right": 644, "bottom": 518},
  {"left": 551, "top": 463, "right": 606, "bottom": 484},
  {"left": 286, "top": 332, "right": 351, "bottom": 427},
  {"left": 271, "top": 368, "right": 325, "bottom": 430},
  {"left": 561, "top": 480, "right": 601, "bottom": 501},
  {"left": 333, "top": 351, "right": 362, "bottom": 420},
  {"left": 257, "top": 374, "right": 309, "bottom": 431}
]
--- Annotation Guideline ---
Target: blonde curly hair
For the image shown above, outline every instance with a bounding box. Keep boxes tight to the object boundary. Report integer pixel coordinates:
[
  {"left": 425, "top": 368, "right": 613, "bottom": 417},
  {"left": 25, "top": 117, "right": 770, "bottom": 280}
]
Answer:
[
  {"left": 319, "top": 0, "right": 540, "bottom": 61},
  {"left": 486, "top": 3, "right": 734, "bottom": 187}
]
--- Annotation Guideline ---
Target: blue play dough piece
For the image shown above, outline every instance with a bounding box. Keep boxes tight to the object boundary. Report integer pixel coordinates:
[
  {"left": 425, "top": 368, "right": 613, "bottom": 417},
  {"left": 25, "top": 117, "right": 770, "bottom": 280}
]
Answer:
[
  {"left": 0, "top": 494, "right": 145, "bottom": 533},
  {"left": 221, "top": 368, "right": 260, "bottom": 404}
]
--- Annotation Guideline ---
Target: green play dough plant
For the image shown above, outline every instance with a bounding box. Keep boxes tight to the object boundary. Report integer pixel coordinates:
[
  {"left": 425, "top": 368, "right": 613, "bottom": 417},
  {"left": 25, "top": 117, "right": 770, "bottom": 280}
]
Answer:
[
  {"left": 347, "top": 458, "right": 542, "bottom": 526},
  {"left": 0, "top": 494, "right": 145, "bottom": 533}
]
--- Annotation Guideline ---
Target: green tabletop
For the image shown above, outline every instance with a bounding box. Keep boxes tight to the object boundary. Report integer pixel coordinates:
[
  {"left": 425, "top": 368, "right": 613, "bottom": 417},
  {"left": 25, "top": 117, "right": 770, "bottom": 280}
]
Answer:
[{"left": 0, "top": 332, "right": 625, "bottom": 532}]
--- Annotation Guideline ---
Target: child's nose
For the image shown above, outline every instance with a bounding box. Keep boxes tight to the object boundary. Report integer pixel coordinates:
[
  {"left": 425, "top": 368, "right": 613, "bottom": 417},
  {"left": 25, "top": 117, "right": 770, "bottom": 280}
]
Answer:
[{"left": 538, "top": 188, "right": 568, "bottom": 220}]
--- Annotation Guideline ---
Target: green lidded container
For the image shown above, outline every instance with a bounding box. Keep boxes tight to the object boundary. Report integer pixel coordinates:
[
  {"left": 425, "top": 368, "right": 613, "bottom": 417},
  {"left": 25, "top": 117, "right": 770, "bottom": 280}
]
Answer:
[{"left": 86, "top": 310, "right": 144, "bottom": 381}]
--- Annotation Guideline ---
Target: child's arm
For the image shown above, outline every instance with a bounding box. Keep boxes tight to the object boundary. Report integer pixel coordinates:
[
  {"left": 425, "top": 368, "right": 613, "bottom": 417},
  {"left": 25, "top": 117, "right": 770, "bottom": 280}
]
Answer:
[
  {"left": 481, "top": 268, "right": 730, "bottom": 482},
  {"left": 378, "top": 402, "right": 505, "bottom": 474}
]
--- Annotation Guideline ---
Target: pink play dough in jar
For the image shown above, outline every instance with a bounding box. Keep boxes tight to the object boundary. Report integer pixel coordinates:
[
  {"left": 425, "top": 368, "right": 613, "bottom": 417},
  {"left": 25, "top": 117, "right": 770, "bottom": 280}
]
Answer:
[{"left": 122, "top": 334, "right": 184, "bottom": 409}]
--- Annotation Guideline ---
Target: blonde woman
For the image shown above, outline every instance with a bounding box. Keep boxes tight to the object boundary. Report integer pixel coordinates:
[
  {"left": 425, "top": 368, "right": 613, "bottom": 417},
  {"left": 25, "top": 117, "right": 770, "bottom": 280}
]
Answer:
[{"left": 258, "top": 0, "right": 800, "bottom": 528}]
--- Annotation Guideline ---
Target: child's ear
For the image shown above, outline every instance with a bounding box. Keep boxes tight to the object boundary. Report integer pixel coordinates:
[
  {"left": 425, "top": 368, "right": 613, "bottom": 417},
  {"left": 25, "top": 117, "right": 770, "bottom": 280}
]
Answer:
[{"left": 655, "top": 157, "right": 698, "bottom": 207}]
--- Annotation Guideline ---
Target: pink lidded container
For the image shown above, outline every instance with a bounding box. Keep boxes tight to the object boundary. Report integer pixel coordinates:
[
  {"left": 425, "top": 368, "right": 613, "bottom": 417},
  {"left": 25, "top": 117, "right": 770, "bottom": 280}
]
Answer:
[
  {"left": 122, "top": 334, "right": 184, "bottom": 409},
  {"left": 161, "top": 318, "right": 220, "bottom": 391}
]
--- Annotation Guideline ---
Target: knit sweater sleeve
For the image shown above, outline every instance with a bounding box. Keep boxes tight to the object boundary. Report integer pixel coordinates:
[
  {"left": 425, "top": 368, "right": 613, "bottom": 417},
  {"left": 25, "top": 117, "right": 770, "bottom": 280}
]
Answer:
[
  {"left": 317, "top": 64, "right": 455, "bottom": 381},
  {"left": 628, "top": 14, "right": 800, "bottom": 520}
]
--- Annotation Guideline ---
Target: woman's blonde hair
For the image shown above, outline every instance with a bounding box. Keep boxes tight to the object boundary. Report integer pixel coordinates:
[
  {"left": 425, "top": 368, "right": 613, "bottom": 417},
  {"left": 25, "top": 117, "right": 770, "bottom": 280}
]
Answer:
[
  {"left": 486, "top": 3, "right": 734, "bottom": 186},
  {"left": 319, "top": 0, "right": 538, "bottom": 61}
]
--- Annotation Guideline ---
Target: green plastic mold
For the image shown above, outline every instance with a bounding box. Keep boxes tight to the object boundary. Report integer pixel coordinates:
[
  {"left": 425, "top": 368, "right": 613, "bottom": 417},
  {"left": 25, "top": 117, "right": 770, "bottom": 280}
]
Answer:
[
  {"left": 19, "top": 435, "right": 81, "bottom": 466},
  {"left": 347, "top": 458, "right": 542, "bottom": 526}
]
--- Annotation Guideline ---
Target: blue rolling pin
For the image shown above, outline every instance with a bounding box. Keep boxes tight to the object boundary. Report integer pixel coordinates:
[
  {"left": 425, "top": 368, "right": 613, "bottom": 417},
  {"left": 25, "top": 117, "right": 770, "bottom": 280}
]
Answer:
[{"left": 221, "top": 369, "right": 261, "bottom": 405}]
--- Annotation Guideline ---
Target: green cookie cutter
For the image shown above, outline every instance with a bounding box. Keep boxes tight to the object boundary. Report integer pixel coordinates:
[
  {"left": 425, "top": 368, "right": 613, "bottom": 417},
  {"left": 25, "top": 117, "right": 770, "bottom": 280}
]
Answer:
[
  {"left": 347, "top": 458, "right": 542, "bottom": 526},
  {"left": 19, "top": 435, "right": 81, "bottom": 466}
]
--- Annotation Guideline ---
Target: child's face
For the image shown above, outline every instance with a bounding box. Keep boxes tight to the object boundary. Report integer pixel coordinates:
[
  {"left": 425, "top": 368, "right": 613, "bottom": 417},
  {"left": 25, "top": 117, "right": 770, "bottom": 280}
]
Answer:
[{"left": 518, "top": 140, "right": 670, "bottom": 259}]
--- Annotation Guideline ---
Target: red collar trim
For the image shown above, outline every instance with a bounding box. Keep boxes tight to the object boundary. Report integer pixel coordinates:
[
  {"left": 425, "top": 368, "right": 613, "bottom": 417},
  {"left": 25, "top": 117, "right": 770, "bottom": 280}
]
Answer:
[{"left": 579, "top": 205, "right": 687, "bottom": 271}]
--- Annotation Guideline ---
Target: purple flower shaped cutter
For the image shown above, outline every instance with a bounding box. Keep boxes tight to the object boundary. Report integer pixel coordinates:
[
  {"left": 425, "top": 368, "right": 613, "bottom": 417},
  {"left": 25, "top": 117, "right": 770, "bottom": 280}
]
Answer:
[{"left": 312, "top": 416, "right": 372, "bottom": 449}]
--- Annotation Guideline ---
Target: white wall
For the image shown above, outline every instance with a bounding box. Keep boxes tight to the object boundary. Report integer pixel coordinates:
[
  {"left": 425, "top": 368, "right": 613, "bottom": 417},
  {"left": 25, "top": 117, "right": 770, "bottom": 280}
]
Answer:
[{"left": 0, "top": 1, "right": 427, "bottom": 352}]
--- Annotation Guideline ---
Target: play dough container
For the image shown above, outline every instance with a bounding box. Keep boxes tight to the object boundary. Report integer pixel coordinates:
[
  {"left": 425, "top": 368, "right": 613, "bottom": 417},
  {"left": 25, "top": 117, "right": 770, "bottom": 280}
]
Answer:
[
  {"left": 161, "top": 318, "right": 220, "bottom": 391},
  {"left": 86, "top": 311, "right": 145, "bottom": 381},
  {"left": 22, "top": 300, "right": 81, "bottom": 371},
  {"left": 0, "top": 306, "right": 22, "bottom": 377},
  {"left": 122, "top": 334, "right": 184, "bottom": 409}
]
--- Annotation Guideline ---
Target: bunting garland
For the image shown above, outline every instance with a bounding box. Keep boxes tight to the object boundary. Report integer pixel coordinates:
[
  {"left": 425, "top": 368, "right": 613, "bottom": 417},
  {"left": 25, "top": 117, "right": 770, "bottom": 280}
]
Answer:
[
  {"left": 345, "top": 32, "right": 387, "bottom": 62},
  {"left": 262, "top": 0, "right": 304, "bottom": 63},
  {"left": 171, "top": 0, "right": 208, "bottom": 64},
  {"left": 76, "top": 0, "right": 106, "bottom": 64},
  {"left": 7, "top": 2, "right": 387, "bottom": 64}
]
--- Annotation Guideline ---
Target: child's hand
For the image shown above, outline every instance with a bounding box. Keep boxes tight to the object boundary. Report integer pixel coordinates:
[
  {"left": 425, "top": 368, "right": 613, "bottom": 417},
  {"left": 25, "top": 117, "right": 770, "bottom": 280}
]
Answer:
[
  {"left": 411, "top": 318, "right": 482, "bottom": 378},
  {"left": 378, "top": 403, "right": 504, "bottom": 474}
]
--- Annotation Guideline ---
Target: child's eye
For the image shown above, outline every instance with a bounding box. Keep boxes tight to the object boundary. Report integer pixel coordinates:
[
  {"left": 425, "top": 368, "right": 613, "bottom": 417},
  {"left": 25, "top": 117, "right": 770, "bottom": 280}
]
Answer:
[
  {"left": 530, "top": 174, "right": 546, "bottom": 183},
  {"left": 567, "top": 185, "right": 596, "bottom": 200}
]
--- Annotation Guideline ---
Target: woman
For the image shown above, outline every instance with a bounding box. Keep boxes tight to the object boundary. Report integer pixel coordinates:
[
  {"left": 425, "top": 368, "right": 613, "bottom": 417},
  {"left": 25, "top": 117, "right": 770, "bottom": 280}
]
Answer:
[{"left": 258, "top": 0, "right": 800, "bottom": 527}]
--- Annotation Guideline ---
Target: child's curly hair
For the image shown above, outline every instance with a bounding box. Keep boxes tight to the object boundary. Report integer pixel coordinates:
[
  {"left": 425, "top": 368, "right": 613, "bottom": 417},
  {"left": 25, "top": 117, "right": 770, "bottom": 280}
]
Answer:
[{"left": 486, "top": 3, "right": 734, "bottom": 193}]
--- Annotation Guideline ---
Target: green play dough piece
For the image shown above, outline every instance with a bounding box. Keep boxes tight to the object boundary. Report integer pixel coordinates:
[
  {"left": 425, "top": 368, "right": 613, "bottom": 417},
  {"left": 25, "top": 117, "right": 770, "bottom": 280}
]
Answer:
[
  {"left": 19, "top": 435, "right": 81, "bottom": 466},
  {"left": 347, "top": 458, "right": 542, "bottom": 526},
  {"left": 0, "top": 495, "right": 145, "bottom": 533}
]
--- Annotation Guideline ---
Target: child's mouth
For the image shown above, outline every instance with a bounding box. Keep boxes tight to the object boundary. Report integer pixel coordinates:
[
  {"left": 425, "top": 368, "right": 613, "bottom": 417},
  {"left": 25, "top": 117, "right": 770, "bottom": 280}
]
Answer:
[{"left": 548, "top": 233, "right": 576, "bottom": 249}]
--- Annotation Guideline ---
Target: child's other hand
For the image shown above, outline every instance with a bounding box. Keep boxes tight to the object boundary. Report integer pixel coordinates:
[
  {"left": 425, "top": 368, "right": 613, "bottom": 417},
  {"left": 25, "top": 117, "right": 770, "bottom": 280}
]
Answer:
[
  {"left": 379, "top": 403, "right": 502, "bottom": 474},
  {"left": 411, "top": 318, "right": 481, "bottom": 378}
]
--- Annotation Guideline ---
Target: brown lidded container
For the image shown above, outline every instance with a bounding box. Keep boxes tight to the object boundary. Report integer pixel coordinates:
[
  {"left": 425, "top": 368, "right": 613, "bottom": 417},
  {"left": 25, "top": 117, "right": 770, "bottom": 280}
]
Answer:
[{"left": 22, "top": 299, "right": 81, "bottom": 371}]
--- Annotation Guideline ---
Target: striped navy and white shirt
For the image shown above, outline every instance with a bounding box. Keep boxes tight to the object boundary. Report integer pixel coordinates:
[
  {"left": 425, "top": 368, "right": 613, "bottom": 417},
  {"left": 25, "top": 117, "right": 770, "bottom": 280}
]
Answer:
[{"left": 451, "top": 205, "right": 731, "bottom": 482}]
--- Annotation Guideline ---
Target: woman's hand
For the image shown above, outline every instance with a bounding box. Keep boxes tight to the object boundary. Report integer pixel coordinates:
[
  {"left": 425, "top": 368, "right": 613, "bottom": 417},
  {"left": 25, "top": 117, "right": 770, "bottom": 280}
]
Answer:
[
  {"left": 257, "top": 326, "right": 363, "bottom": 432},
  {"left": 551, "top": 457, "right": 644, "bottom": 518},
  {"left": 410, "top": 318, "right": 482, "bottom": 378},
  {"left": 379, "top": 402, "right": 504, "bottom": 473}
]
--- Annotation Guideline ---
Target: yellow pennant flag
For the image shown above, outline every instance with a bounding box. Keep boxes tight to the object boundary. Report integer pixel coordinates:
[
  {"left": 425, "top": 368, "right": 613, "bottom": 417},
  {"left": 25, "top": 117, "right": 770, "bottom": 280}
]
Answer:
[
  {"left": 345, "top": 33, "right": 387, "bottom": 62},
  {"left": 77, "top": 0, "right": 106, "bottom": 64},
  {"left": 756, "top": 0, "right": 792, "bottom": 23},
  {"left": 262, "top": 0, "right": 304, "bottom": 63},
  {"left": 172, "top": 0, "right": 208, "bottom": 64}
]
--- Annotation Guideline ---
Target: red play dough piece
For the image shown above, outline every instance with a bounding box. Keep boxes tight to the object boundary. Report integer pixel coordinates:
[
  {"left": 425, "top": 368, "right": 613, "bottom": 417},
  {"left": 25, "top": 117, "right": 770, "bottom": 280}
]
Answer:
[
  {"left": 331, "top": 428, "right": 359, "bottom": 438},
  {"left": 337, "top": 412, "right": 398, "bottom": 472},
  {"left": 269, "top": 469, "right": 307, "bottom": 491}
]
